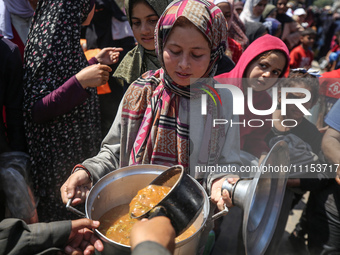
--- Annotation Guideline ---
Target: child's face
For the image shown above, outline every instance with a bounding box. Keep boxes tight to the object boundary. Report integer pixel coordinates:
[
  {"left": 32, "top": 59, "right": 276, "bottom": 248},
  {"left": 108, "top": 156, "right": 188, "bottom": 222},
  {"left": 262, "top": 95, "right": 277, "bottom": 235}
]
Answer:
[
  {"left": 163, "top": 25, "right": 211, "bottom": 86},
  {"left": 244, "top": 51, "right": 286, "bottom": 91},
  {"left": 131, "top": 2, "right": 159, "bottom": 50},
  {"left": 284, "top": 82, "right": 313, "bottom": 122},
  {"left": 253, "top": 0, "right": 268, "bottom": 17},
  {"left": 301, "top": 34, "right": 315, "bottom": 48}
]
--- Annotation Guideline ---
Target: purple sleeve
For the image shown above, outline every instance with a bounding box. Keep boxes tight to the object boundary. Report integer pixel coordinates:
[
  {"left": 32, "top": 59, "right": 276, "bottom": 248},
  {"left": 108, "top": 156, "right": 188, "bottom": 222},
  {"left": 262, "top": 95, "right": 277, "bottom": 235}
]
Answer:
[
  {"left": 32, "top": 76, "right": 90, "bottom": 123},
  {"left": 88, "top": 57, "right": 99, "bottom": 65}
]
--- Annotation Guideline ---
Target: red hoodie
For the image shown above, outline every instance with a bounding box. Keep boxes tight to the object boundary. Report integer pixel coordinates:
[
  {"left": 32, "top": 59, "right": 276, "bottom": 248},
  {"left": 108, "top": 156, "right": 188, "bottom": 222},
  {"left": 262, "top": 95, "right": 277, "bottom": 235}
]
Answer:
[{"left": 215, "top": 34, "right": 290, "bottom": 158}]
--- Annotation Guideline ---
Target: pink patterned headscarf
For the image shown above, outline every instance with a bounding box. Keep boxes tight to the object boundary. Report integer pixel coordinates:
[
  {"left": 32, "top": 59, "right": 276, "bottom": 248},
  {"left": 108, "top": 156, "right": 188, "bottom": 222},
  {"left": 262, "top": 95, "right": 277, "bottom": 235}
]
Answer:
[
  {"left": 121, "top": 0, "right": 227, "bottom": 170},
  {"left": 155, "top": 0, "right": 227, "bottom": 81}
]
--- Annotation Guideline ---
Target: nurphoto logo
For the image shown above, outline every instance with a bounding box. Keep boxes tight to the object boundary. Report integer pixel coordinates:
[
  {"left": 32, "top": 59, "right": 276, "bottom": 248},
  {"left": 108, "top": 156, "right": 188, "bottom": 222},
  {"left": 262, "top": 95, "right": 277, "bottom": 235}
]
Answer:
[{"left": 200, "top": 82, "right": 312, "bottom": 128}]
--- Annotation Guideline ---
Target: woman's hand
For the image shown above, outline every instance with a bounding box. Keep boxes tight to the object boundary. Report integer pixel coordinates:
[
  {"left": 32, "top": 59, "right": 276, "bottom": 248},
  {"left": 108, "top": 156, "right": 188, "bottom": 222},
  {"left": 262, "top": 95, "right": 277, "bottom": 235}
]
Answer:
[
  {"left": 95, "top": 47, "right": 123, "bottom": 65},
  {"left": 76, "top": 64, "right": 112, "bottom": 89},
  {"left": 60, "top": 170, "right": 92, "bottom": 205},
  {"left": 210, "top": 177, "right": 238, "bottom": 211}
]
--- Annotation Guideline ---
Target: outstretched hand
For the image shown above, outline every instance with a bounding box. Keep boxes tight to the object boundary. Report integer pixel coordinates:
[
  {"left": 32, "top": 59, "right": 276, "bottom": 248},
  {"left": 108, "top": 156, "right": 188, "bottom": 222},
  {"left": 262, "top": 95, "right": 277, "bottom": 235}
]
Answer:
[
  {"left": 64, "top": 218, "right": 104, "bottom": 255},
  {"left": 95, "top": 47, "right": 124, "bottom": 65}
]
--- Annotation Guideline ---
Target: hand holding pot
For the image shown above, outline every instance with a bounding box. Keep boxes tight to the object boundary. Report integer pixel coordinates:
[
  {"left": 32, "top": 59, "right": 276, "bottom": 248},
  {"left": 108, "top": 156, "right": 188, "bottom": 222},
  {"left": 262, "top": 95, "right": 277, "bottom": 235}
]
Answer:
[
  {"left": 130, "top": 217, "right": 176, "bottom": 254},
  {"left": 61, "top": 169, "right": 92, "bottom": 205},
  {"left": 210, "top": 177, "right": 238, "bottom": 211}
]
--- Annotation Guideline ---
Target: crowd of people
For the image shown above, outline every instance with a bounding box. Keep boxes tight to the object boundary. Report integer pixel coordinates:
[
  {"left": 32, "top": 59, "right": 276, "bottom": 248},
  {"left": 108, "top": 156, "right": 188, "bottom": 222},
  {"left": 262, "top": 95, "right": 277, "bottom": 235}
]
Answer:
[{"left": 1, "top": 0, "right": 340, "bottom": 254}]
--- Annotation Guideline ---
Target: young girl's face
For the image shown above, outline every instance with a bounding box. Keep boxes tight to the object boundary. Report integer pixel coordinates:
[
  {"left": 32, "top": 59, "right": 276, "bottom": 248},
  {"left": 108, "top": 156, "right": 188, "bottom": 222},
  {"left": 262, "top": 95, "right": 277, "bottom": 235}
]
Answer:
[
  {"left": 131, "top": 2, "right": 159, "bottom": 50},
  {"left": 244, "top": 51, "right": 286, "bottom": 91},
  {"left": 163, "top": 24, "right": 211, "bottom": 86},
  {"left": 284, "top": 82, "right": 313, "bottom": 122}
]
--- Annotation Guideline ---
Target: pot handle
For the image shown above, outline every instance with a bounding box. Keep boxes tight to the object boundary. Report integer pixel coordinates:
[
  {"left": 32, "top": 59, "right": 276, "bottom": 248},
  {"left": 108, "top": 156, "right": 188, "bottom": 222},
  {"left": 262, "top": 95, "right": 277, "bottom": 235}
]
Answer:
[
  {"left": 148, "top": 205, "right": 168, "bottom": 219},
  {"left": 66, "top": 198, "right": 86, "bottom": 218},
  {"left": 211, "top": 203, "right": 229, "bottom": 221}
]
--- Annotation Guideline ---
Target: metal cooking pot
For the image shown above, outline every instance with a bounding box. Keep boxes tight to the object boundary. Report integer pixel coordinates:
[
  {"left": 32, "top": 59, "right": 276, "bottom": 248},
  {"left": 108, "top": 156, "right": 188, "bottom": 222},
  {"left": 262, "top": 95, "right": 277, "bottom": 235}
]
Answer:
[{"left": 78, "top": 165, "right": 210, "bottom": 255}]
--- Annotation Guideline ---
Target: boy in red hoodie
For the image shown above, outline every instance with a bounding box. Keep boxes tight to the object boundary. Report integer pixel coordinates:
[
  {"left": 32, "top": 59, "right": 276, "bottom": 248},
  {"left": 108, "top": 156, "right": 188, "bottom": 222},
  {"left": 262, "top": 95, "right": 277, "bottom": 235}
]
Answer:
[{"left": 289, "top": 27, "right": 316, "bottom": 69}]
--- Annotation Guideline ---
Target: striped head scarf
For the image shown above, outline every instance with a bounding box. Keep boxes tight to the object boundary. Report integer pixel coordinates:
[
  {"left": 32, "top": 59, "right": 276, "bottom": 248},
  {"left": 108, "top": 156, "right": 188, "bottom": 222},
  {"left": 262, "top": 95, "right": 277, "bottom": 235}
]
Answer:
[
  {"left": 121, "top": 0, "right": 227, "bottom": 170},
  {"left": 155, "top": 0, "right": 227, "bottom": 85}
]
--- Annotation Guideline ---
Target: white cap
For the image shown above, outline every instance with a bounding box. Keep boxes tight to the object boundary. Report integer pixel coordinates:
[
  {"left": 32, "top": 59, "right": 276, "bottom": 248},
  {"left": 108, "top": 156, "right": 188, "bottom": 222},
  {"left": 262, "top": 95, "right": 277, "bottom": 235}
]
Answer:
[
  {"left": 214, "top": 0, "right": 230, "bottom": 5},
  {"left": 294, "top": 8, "right": 307, "bottom": 16}
]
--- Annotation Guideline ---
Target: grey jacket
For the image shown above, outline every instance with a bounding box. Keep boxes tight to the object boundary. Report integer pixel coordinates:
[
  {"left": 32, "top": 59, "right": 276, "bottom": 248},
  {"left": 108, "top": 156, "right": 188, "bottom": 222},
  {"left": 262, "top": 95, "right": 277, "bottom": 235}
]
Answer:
[
  {"left": 0, "top": 218, "right": 71, "bottom": 255},
  {"left": 132, "top": 241, "right": 171, "bottom": 255}
]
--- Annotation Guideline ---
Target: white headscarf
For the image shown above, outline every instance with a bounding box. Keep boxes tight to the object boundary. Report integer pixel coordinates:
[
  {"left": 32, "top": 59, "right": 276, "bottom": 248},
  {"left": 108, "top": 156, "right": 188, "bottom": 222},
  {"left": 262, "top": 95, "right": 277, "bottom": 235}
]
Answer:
[{"left": 239, "top": 0, "right": 262, "bottom": 25}]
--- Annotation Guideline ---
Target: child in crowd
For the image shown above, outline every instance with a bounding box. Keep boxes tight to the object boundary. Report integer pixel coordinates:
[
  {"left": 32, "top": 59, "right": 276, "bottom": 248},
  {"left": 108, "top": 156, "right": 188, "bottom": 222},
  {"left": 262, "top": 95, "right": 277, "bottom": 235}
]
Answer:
[
  {"left": 61, "top": 1, "right": 242, "bottom": 253},
  {"left": 265, "top": 69, "right": 323, "bottom": 253},
  {"left": 212, "top": 35, "right": 288, "bottom": 255},
  {"left": 113, "top": 0, "right": 173, "bottom": 88},
  {"left": 266, "top": 69, "right": 322, "bottom": 158},
  {"left": 215, "top": 34, "right": 289, "bottom": 161},
  {"left": 289, "top": 27, "right": 316, "bottom": 69},
  {"left": 114, "top": 0, "right": 234, "bottom": 89}
]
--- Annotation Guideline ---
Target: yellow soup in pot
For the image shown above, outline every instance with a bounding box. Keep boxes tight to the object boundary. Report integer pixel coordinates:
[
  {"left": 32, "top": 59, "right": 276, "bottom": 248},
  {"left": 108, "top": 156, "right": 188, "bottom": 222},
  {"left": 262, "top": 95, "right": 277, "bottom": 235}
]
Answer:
[{"left": 98, "top": 184, "right": 196, "bottom": 245}]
